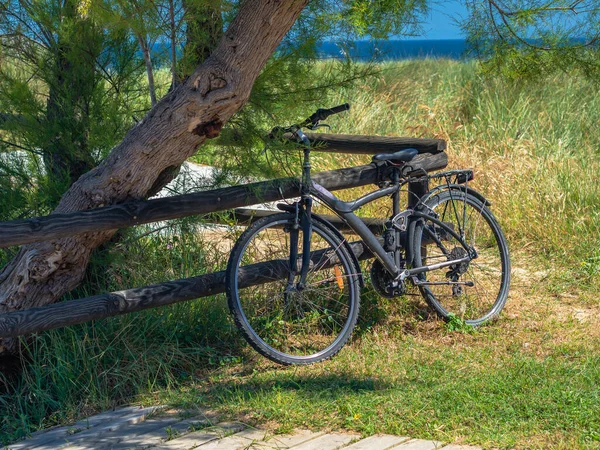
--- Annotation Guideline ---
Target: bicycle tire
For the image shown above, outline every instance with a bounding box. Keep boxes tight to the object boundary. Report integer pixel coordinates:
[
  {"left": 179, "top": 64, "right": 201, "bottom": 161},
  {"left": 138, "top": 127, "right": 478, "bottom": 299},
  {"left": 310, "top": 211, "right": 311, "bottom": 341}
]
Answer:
[
  {"left": 411, "top": 190, "right": 510, "bottom": 325},
  {"left": 226, "top": 212, "right": 361, "bottom": 365}
]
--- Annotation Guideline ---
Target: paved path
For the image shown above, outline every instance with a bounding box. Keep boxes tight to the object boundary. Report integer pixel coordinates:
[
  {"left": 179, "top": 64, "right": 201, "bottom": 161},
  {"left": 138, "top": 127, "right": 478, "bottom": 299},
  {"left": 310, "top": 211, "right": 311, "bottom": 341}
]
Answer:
[{"left": 6, "top": 406, "right": 481, "bottom": 450}]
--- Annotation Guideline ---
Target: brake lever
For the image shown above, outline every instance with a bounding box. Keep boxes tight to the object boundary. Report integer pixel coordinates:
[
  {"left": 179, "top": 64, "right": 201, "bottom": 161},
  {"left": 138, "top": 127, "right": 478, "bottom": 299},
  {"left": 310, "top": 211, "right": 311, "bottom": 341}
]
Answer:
[{"left": 307, "top": 123, "right": 331, "bottom": 131}]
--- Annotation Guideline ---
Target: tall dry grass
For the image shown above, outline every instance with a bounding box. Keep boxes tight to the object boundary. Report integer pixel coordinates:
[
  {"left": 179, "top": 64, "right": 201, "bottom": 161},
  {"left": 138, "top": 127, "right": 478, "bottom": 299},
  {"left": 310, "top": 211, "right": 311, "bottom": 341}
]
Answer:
[{"left": 315, "top": 59, "right": 599, "bottom": 286}]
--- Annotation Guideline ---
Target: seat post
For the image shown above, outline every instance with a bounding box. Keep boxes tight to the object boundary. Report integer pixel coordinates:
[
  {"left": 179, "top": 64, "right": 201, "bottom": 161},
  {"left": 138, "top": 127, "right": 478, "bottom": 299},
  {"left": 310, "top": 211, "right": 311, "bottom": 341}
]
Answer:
[{"left": 391, "top": 167, "right": 401, "bottom": 216}]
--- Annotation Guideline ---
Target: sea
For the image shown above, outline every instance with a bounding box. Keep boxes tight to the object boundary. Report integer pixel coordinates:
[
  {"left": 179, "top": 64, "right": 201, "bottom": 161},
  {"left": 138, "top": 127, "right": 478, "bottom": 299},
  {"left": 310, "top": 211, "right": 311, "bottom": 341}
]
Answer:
[
  {"left": 151, "top": 40, "right": 470, "bottom": 62},
  {"left": 316, "top": 39, "right": 470, "bottom": 60}
]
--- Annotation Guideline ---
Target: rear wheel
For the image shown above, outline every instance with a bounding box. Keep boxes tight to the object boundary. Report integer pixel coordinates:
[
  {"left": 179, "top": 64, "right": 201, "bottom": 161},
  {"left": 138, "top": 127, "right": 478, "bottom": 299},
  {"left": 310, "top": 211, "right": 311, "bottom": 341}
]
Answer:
[
  {"left": 411, "top": 190, "right": 510, "bottom": 325},
  {"left": 226, "top": 213, "right": 361, "bottom": 365}
]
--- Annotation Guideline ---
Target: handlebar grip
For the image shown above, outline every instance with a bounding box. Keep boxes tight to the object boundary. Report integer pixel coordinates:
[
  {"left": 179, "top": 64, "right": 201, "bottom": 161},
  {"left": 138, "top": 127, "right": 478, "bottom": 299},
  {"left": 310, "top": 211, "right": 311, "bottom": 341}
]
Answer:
[
  {"left": 326, "top": 103, "right": 350, "bottom": 115},
  {"left": 306, "top": 103, "right": 350, "bottom": 125}
]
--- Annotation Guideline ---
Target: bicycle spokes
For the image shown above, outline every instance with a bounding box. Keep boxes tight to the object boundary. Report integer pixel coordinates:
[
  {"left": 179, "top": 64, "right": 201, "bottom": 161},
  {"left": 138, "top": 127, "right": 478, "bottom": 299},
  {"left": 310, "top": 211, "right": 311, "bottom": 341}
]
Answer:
[{"left": 412, "top": 190, "right": 510, "bottom": 324}]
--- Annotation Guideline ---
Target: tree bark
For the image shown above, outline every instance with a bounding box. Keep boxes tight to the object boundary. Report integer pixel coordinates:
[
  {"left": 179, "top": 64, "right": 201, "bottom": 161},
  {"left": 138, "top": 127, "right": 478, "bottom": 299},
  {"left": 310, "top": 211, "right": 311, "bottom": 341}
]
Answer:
[{"left": 0, "top": 0, "right": 309, "bottom": 355}]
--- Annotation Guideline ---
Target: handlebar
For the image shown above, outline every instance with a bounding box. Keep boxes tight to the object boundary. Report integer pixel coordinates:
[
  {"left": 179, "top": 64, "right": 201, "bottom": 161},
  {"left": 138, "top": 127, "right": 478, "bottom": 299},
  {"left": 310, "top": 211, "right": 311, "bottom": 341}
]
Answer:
[
  {"left": 301, "top": 103, "right": 350, "bottom": 126},
  {"left": 268, "top": 103, "right": 350, "bottom": 141}
]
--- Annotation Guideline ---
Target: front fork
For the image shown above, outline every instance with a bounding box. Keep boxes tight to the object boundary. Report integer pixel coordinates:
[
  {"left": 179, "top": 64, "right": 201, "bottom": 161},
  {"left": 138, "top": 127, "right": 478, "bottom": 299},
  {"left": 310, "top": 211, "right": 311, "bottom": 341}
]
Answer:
[
  {"left": 286, "top": 143, "right": 313, "bottom": 293},
  {"left": 298, "top": 197, "right": 313, "bottom": 289}
]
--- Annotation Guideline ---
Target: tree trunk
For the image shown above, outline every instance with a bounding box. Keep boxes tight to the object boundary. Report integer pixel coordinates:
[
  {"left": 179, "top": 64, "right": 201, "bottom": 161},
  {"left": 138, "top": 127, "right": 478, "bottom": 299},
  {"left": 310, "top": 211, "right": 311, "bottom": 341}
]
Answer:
[{"left": 0, "top": 0, "right": 309, "bottom": 356}]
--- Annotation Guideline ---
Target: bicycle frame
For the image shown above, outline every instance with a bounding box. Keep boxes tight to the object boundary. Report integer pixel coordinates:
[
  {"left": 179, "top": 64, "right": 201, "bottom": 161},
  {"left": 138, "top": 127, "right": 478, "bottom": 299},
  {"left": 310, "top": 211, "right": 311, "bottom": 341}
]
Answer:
[
  {"left": 294, "top": 129, "right": 475, "bottom": 285},
  {"left": 310, "top": 181, "right": 474, "bottom": 279}
]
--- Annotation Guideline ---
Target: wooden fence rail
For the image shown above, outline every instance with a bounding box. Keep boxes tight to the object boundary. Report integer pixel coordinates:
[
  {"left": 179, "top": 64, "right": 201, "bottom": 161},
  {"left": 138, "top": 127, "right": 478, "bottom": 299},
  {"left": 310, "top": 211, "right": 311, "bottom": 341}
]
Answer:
[
  {"left": 0, "top": 241, "right": 374, "bottom": 338},
  {"left": 304, "top": 133, "right": 446, "bottom": 154},
  {"left": 0, "top": 152, "right": 447, "bottom": 249}
]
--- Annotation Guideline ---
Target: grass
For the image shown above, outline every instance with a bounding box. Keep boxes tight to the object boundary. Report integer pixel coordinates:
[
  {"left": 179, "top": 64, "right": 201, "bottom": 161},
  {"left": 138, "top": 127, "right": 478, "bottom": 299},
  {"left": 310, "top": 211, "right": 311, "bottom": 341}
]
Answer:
[
  {"left": 157, "top": 329, "right": 600, "bottom": 449},
  {"left": 1, "top": 59, "right": 599, "bottom": 449}
]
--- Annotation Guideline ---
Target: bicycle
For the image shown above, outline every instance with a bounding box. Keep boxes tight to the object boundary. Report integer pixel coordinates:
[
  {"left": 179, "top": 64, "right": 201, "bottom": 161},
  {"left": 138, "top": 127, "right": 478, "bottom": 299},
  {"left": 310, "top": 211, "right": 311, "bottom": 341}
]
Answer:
[{"left": 225, "top": 103, "right": 511, "bottom": 365}]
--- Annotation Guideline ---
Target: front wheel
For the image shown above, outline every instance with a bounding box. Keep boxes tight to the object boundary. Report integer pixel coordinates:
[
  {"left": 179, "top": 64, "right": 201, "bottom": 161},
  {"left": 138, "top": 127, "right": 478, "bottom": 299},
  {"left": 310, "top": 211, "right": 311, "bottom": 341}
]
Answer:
[
  {"left": 411, "top": 190, "right": 510, "bottom": 325},
  {"left": 226, "top": 213, "right": 361, "bottom": 365}
]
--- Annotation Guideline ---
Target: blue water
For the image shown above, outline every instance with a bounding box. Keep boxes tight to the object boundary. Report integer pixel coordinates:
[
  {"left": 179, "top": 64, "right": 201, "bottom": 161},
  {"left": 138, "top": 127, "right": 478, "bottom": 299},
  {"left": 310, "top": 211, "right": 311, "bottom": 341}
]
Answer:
[
  {"left": 316, "top": 39, "right": 469, "bottom": 60},
  {"left": 151, "top": 39, "right": 470, "bottom": 63}
]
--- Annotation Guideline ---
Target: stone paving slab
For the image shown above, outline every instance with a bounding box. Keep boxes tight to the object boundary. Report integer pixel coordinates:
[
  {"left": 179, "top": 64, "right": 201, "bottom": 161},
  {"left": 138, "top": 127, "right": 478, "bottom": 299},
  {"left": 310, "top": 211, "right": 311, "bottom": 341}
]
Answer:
[
  {"left": 6, "top": 406, "right": 163, "bottom": 450},
  {"left": 163, "top": 427, "right": 274, "bottom": 450},
  {"left": 6, "top": 407, "right": 483, "bottom": 450},
  {"left": 251, "top": 430, "right": 325, "bottom": 449},
  {"left": 395, "top": 439, "right": 445, "bottom": 450},
  {"left": 287, "top": 432, "right": 358, "bottom": 450},
  {"left": 64, "top": 412, "right": 219, "bottom": 450},
  {"left": 63, "top": 418, "right": 180, "bottom": 450},
  {"left": 344, "top": 434, "right": 410, "bottom": 449},
  {"left": 151, "top": 422, "right": 245, "bottom": 450},
  {"left": 6, "top": 407, "right": 141, "bottom": 450},
  {"left": 63, "top": 414, "right": 184, "bottom": 450},
  {"left": 438, "top": 446, "right": 482, "bottom": 450},
  {"left": 37, "top": 406, "right": 164, "bottom": 450}
]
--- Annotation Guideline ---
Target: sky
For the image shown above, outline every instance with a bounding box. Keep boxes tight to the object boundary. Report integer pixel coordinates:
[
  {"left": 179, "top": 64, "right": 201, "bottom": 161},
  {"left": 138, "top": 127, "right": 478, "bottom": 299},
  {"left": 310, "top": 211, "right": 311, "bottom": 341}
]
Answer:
[{"left": 415, "top": 1, "right": 468, "bottom": 40}]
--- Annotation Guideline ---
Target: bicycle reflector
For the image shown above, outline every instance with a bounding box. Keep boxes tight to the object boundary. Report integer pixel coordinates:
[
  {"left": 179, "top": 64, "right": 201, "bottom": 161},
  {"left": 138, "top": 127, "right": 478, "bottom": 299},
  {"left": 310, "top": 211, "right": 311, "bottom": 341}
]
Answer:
[{"left": 334, "top": 265, "right": 345, "bottom": 289}]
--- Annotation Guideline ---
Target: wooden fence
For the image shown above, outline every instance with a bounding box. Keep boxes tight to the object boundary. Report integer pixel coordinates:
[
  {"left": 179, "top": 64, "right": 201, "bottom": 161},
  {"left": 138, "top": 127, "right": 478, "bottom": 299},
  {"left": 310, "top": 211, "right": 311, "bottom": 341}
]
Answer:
[{"left": 0, "top": 134, "right": 447, "bottom": 338}]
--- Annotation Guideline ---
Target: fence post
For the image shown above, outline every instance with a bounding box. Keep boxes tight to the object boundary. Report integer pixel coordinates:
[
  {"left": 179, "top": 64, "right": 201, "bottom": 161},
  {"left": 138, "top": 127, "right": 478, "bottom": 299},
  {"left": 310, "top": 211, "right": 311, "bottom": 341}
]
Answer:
[{"left": 408, "top": 179, "right": 429, "bottom": 208}]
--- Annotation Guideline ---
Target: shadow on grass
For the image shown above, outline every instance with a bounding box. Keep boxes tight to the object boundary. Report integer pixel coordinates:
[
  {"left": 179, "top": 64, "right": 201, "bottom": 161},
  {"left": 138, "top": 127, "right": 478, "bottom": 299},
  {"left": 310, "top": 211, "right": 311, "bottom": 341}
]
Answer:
[
  {"left": 167, "top": 371, "right": 390, "bottom": 415},
  {"left": 233, "top": 373, "right": 386, "bottom": 394}
]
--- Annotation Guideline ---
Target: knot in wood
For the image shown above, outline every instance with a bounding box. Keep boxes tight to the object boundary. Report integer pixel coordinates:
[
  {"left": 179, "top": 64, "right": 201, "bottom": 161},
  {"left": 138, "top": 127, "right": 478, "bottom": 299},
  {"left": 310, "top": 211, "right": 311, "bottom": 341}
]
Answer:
[
  {"left": 125, "top": 202, "right": 138, "bottom": 213},
  {"left": 107, "top": 293, "right": 124, "bottom": 312},
  {"left": 90, "top": 189, "right": 106, "bottom": 207},
  {"left": 30, "top": 218, "right": 42, "bottom": 231},
  {"left": 210, "top": 76, "right": 227, "bottom": 90},
  {"left": 193, "top": 70, "right": 230, "bottom": 98},
  {"left": 190, "top": 117, "right": 223, "bottom": 139}
]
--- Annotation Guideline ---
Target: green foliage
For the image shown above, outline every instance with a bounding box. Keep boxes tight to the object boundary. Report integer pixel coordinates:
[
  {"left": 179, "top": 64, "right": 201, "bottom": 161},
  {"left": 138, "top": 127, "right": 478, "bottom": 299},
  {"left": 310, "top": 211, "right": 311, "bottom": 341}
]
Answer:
[
  {"left": 0, "top": 0, "right": 147, "bottom": 208},
  {"left": 581, "top": 249, "right": 600, "bottom": 282},
  {"left": 344, "top": 0, "right": 426, "bottom": 37},
  {"left": 463, "top": 0, "right": 600, "bottom": 82}
]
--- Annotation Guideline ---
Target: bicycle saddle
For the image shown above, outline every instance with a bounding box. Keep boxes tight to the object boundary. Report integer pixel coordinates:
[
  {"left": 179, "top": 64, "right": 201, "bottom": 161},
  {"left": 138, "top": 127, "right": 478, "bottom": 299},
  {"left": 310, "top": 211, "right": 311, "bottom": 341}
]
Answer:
[{"left": 372, "top": 148, "right": 418, "bottom": 164}]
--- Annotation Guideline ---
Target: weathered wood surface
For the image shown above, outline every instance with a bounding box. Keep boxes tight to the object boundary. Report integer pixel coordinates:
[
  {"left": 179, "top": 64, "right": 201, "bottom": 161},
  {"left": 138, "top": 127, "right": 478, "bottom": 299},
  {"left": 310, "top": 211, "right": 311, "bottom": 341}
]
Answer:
[
  {"left": 393, "top": 439, "right": 445, "bottom": 450},
  {"left": 7, "top": 406, "right": 165, "bottom": 450},
  {"left": 0, "top": 241, "right": 374, "bottom": 338},
  {"left": 305, "top": 133, "right": 446, "bottom": 155},
  {"left": 0, "top": 153, "right": 448, "bottom": 249}
]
